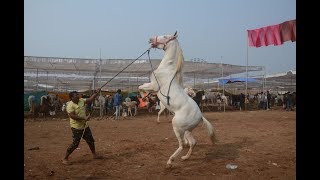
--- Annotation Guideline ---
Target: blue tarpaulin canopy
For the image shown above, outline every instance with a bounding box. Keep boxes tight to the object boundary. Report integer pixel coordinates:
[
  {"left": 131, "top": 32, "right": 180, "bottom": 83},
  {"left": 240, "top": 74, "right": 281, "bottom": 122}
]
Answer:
[{"left": 218, "top": 77, "right": 258, "bottom": 85}]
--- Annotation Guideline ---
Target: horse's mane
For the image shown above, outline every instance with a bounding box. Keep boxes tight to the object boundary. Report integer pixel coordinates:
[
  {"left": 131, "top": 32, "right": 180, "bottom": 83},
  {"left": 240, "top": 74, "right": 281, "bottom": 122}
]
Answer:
[{"left": 175, "top": 42, "right": 184, "bottom": 86}]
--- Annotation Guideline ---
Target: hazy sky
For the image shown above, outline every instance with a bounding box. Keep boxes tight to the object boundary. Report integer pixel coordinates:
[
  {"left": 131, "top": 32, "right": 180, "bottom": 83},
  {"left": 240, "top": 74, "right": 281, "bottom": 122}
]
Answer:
[{"left": 24, "top": 0, "right": 296, "bottom": 75}]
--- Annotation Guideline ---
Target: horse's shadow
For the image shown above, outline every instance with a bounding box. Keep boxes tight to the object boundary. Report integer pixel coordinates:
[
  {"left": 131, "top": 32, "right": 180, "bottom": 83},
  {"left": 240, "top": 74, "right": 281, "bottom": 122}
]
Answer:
[{"left": 205, "top": 137, "right": 257, "bottom": 160}]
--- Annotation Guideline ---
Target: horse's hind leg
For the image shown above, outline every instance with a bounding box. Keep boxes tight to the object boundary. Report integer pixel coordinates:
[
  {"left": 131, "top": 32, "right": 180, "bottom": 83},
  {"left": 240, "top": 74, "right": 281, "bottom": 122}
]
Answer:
[
  {"left": 167, "top": 126, "right": 184, "bottom": 167},
  {"left": 181, "top": 131, "right": 197, "bottom": 160}
]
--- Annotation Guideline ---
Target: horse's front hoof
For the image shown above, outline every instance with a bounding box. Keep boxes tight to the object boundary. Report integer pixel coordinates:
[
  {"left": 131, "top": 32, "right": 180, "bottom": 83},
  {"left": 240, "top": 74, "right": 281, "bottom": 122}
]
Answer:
[
  {"left": 166, "top": 163, "right": 173, "bottom": 169},
  {"left": 181, "top": 155, "right": 189, "bottom": 160}
]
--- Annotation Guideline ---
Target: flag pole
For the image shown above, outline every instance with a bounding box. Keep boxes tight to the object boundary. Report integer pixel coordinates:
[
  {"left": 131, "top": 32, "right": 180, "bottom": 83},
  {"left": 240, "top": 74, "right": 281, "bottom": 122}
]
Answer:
[
  {"left": 221, "top": 56, "right": 225, "bottom": 112},
  {"left": 245, "top": 31, "right": 248, "bottom": 111}
]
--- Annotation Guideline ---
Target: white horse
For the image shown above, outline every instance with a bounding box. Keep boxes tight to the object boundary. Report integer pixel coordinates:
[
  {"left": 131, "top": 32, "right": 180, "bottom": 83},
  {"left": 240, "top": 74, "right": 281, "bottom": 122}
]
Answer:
[
  {"left": 139, "top": 31, "right": 216, "bottom": 167},
  {"left": 98, "top": 94, "right": 106, "bottom": 117},
  {"left": 204, "top": 91, "right": 219, "bottom": 105},
  {"left": 122, "top": 101, "right": 137, "bottom": 116},
  {"left": 40, "top": 95, "right": 49, "bottom": 106},
  {"left": 221, "top": 94, "right": 228, "bottom": 105},
  {"left": 28, "top": 95, "right": 36, "bottom": 113}
]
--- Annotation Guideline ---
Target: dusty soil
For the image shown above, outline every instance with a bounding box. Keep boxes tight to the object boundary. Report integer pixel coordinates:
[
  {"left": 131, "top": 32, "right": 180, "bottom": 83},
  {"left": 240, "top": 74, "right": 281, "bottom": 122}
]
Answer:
[{"left": 24, "top": 108, "right": 296, "bottom": 179}]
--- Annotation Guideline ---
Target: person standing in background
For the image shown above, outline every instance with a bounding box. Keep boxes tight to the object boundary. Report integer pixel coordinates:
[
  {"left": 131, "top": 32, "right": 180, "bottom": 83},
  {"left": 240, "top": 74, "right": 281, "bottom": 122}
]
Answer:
[{"left": 113, "top": 89, "right": 122, "bottom": 120}]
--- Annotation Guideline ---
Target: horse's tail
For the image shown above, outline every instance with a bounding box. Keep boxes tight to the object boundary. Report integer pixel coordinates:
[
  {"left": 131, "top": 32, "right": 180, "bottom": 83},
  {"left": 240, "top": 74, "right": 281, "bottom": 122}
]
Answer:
[{"left": 201, "top": 116, "right": 217, "bottom": 145}]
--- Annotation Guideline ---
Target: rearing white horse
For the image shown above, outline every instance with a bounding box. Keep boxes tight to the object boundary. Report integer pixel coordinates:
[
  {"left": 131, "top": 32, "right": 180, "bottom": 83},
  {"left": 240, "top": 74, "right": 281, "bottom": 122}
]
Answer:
[{"left": 139, "top": 31, "right": 217, "bottom": 167}]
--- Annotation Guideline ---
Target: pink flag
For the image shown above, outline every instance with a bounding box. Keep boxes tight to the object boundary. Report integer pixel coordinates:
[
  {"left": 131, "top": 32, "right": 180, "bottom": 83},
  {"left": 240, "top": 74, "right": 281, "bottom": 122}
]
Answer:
[
  {"left": 248, "top": 19, "right": 296, "bottom": 47},
  {"left": 279, "top": 20, "right": 296, "bottom": 43},
  {"left": 248, "top": 24, "right": 282, "bottom": 47}
]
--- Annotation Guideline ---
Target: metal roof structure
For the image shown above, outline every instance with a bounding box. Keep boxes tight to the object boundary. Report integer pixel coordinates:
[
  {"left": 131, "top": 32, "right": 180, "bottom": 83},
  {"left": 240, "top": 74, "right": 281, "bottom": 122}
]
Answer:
[{"left": 24, "top": 56, "right": 264, "bottom": 92}]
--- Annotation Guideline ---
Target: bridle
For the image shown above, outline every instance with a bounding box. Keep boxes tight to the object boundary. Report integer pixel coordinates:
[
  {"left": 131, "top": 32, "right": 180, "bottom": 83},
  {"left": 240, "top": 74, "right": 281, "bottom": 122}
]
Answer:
[{"left": 153, "top": 35, "right": 177, "bottom": 50}]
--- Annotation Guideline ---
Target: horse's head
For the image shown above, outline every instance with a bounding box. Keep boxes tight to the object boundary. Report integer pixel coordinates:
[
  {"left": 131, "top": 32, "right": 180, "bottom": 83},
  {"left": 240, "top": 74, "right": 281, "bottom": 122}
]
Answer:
[
  {"left": 149, "top": 31, "right": 178, "bottom": 50},
  {"left": 149, "top": 31, "right": 184, "bottom": 86}
]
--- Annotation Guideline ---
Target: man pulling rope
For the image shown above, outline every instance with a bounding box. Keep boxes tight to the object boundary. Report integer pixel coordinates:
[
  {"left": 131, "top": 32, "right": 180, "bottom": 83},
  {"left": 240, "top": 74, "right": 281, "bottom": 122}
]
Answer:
[{"left": 62, "top": 88, "right": 103, "bottom": 165}]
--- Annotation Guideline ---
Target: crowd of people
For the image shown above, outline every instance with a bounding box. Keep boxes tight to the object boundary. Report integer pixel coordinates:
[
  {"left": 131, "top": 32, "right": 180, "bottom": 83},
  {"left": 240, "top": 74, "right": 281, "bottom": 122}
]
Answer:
[
  {"left": 28, "top": 89, "right": 296, "bottom": 120},
  {"left": 253, "top": 91, "right": 295, "bottom": 111},
  {"left": 80, "top": 89, "right": 162, "bottom": 120}
]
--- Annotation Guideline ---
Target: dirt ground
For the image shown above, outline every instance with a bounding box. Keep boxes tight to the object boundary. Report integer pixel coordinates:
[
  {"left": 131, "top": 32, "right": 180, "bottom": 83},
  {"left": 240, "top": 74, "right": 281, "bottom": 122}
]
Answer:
[{"left": 24, "top": 107, "right": 296, "bottom": 179}]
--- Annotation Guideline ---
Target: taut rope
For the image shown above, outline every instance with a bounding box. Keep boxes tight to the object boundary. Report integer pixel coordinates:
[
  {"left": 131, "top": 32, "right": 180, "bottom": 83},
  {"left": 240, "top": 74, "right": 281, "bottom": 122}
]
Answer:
[{"left": 100, "top": 47, "right": 151, "bottom": 89}]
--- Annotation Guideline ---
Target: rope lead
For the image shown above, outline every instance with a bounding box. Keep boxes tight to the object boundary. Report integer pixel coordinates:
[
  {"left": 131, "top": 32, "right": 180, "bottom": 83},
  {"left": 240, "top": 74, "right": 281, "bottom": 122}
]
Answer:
[{"left": 100, "top": 47, "right": 151, "bottom": 89}]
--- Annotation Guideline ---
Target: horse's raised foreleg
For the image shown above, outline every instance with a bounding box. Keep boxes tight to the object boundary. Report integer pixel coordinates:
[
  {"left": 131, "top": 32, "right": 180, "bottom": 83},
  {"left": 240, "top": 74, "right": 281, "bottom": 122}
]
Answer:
[
  {"left": 138, "top": 82, "right": 155, "bottom": 91},
  {"left": 181, "top": 131, "right": 197, "bottom": 160},
  {"left": 167, "top": 125, "right": 184, "bottom": 167}
]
